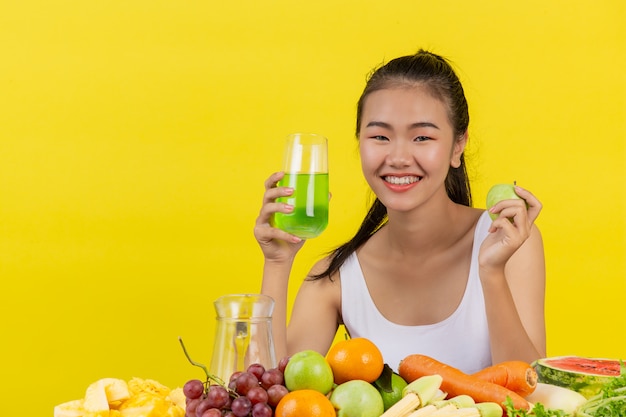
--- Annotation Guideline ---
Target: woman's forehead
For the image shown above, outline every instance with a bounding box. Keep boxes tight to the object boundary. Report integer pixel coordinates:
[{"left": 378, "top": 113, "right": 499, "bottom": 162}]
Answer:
[{"left": 362, "top": 87, "right": 449, "bottom": 119}]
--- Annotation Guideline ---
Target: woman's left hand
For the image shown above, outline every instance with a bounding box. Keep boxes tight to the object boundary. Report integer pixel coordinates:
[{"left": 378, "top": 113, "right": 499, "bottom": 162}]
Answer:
[{"left": 478, "top": 185, "right": 542, "bottom": 271}]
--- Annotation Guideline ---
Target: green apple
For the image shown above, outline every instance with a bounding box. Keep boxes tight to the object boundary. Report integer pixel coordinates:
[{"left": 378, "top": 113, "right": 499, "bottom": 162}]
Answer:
[
  {"left": 330, "top": 379, "right": 384, "bottom": 417},
  {"left": 374, "top": 372, "right": 407, "bottom": 411},
  {"left": 283, "top": 350, "right": 334, "bottom": 394},
  {"left": 486, "top": 183, "right": 523, "bottom": 221}
]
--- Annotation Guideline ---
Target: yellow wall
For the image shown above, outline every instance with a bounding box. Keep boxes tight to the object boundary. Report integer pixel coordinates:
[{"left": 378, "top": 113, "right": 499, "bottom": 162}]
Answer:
[{"left": 1, "top": 1, "right": 624, "bottom": 414}]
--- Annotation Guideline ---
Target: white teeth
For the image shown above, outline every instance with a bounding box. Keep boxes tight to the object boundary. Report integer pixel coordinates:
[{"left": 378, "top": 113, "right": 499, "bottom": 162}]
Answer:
[{"left": 384, "top": 176, "right": 420, "bottom": 185}]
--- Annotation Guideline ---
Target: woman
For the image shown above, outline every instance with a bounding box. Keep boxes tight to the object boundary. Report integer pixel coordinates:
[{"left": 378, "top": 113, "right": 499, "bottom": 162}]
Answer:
[{"left": 254, "top": 50, "right": 546, "bottom": 373}]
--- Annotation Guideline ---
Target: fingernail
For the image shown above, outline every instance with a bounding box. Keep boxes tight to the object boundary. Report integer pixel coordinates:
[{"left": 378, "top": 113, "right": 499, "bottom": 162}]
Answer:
[
  {"left": 284, "top": 204, "right": 294, "bottom": 211},
  {"left": 292, "top": 236, "right": 302, "bottom": 243}
]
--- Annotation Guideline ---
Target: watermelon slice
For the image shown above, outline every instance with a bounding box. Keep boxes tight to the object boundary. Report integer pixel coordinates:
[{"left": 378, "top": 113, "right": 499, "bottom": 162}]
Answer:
[{"left": 533, "top": 356, "right": 622, "bottom": 399}]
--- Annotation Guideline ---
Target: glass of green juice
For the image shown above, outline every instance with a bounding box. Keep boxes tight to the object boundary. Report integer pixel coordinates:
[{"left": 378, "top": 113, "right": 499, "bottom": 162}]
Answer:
[{"left": 274, "top": 133, "right": 329, "bottom": 239}]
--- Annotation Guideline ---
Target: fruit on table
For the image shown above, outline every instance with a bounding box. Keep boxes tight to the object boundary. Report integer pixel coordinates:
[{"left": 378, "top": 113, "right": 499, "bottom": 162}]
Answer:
[
  {"left": 183, "top": 360, "right": 291, "bottom": 417},
  {"left": 283, "top": 350, "right": 334, "bottom": 394},
  {"left": 53, "top": 399, "right": 86, "bottom": 417},
  {"left": 533, "top": 356, "right": 622, "bottom": 398},
  {"left": 180, "top": 336, "right": 292, "bottom": 416},
  {"left": 326, "top": 336, "right": 385, "bottom": 385},
  {"left": 119, "top": 390, "right": 183, "bottom": 416},
  {"left": 274, "top": 389, "right": 336, "bottom": 417},
  {"left": 485, "top": 183, "right": 524, "bottom": 221},
  {"left": 380, "top": 375, "right": 444, "bottom": 416},
  {"left": 54, "top": 377, "right": 185, "bottom": 417},
  {"left": 373, "top": 368, "right": 408, "bottom": 411},
  {"left": 181, "top": 337, "right": 624, "bottom": 416},
  {"left": 524, "top": 382, "right": 587, "bottom": 414},
  {"left": 330, "top": 379, "right": 384, "bottom": 417},
  {"left": 83, "top": 378, "right": 117, "bottom": 415}
]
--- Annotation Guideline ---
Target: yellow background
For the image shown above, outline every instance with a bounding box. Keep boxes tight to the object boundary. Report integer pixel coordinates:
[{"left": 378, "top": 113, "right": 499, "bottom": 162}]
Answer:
[{"left": 1, "top": 1, "right": 625, "bottom": 415}]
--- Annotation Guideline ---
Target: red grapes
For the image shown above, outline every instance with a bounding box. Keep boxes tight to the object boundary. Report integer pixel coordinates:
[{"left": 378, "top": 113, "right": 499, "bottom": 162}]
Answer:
[
  {"left": 260, "top": 368, "right": 283, "bottom": 390},
  {"left": 200, "top": 410, "right": 222, "bottom": 417},
  {"left": 251, "top": 402, "right": 272, "bottom": 417},
  {"left": 234, "top": 372, "right": 259, "bottom": 396},
  {"left": 231, "top": 397, "right": 252, "bottom": 417},
  {"left": 247, "top": 363, "right": 265, "bottom": 380},
  {"left": 182, "top": 358, "right": 290, "bottom": 417},
  {"left": 183, "top": 379, "right": 205, "bottom": 399},
  {"left": 206, "top": 385, "right": 230, "bottom": 409},
  {"left": 266, "top": 385, "right": 288, "bottom": 408}
]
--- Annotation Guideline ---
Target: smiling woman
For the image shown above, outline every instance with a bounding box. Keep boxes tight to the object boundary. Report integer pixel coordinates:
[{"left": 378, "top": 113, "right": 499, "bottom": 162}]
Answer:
[
  {"left": 1, "top": 2, "right": 623, "bottom": 415},
  {"left": 254, "top": 50, "right": 547, "bottom": 374}
]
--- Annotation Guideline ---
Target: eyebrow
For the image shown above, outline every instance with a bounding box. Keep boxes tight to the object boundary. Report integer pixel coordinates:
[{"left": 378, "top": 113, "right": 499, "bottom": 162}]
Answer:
[{"left": 365, "top": 121, "right": 440, "bottom": 130}]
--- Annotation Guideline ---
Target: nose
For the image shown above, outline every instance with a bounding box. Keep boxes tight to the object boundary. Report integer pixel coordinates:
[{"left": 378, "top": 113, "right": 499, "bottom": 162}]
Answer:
[{"left": 386, "top": 140, "right": 412, "bottom": 167}]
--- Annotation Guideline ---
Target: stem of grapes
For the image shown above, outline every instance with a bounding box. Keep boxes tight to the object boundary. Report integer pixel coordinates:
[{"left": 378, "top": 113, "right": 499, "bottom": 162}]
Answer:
[{"left": 178, "top": 336, "right": 227, "bottom": 387}]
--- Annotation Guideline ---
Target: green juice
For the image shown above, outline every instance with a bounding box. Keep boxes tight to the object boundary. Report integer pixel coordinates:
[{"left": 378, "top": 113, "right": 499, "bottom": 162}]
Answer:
[{"left": 275, "top": 173, "right": 329, "bottom": 239}]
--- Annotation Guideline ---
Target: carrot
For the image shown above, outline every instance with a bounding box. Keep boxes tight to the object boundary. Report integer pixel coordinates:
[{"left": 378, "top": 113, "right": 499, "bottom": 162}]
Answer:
[
  {"left": 398, "top": 354, "right": 530, "bottom": 411},
  {"left": 472, "top": 360, "right": 538, "bottom": 397}
]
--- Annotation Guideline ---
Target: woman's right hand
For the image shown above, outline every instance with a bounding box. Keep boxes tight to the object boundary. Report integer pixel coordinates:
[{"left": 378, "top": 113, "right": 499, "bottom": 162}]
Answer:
[{"left": 254, "top": 171, "right": 306, "bottom": 262}]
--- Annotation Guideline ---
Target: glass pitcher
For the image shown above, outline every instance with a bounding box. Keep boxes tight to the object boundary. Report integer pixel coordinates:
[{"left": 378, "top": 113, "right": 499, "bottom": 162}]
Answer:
[{"left": 209, "top": 294, "right": 276, "bottom": 383}]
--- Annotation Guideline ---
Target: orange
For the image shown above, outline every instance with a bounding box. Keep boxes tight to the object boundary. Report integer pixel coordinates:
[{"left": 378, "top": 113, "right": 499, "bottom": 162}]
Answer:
[
  {"left": 326, "top": 337, "right": 384, "bottom": 384},
  {"left": 274, "top": 389, "right": 336, "bottom": 417}
]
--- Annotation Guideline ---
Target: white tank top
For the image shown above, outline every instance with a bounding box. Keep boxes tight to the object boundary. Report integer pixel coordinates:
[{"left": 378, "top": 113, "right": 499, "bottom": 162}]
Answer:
[{"left": 339, "top": 211, "right": 492, "bottom": 374}]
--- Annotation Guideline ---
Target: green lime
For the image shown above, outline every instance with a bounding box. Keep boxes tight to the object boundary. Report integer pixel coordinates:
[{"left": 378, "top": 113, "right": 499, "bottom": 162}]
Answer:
[{"left": 376, "top": 372, "right": 408, "bottom": 411}]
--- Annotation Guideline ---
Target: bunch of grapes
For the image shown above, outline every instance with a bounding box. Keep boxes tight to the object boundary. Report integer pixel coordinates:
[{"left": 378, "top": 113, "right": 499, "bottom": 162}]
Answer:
[{"left": 183, "top": 357, "right": 290, "bottom": 417}]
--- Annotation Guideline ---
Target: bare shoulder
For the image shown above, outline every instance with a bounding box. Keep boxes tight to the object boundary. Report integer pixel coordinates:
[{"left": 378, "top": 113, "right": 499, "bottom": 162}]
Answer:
[
  {"left": 298, "top": 255, "right": 341, "bottom": 303},
  {"left": 457, "top": 205, "right": 487, "bottom": 236},
  {"left": 307, "top": 255, "right": 333, "bottom": 278},
  {"left": 465, "top": 206, "right": 486, "bottom": 223},
  {"left": 514, "top": 223, "right": 544, "bottom": 258}
]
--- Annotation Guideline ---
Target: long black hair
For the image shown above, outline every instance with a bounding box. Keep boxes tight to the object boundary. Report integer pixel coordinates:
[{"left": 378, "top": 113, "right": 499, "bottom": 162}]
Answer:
[{"left": 311, "top": 50, "right": 472, "bottom": 281}]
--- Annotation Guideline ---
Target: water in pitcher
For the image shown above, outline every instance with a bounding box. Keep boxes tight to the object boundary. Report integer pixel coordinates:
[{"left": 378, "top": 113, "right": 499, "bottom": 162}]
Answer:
[{"left": 209, "top": 294, "right": 276, "bottom": 384}]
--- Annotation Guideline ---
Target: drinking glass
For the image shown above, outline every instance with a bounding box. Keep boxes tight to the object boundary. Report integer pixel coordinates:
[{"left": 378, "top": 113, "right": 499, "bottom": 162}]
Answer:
[{"left": 274, "top": 133, "right": 329, "bottom": 239}]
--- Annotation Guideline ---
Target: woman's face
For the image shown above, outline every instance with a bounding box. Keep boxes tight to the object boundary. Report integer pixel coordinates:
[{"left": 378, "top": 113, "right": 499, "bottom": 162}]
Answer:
[{"left": 358, "top": 85, "right": 466, "bottom": 213}]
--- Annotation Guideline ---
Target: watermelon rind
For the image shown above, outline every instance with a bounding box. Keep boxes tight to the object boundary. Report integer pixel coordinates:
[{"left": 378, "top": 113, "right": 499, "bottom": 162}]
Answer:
[{"left": 533, "top": 356, "right": 620, "bottom": 399}]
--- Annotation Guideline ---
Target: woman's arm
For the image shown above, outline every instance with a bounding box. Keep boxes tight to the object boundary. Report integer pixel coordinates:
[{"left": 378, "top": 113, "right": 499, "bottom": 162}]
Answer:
[
  {"left": 260, "top": 259, "right": 297, "bottom": 361},
  {"left": 285, "top": 259, "right": 342, "bottom": 356},
  {"left": 479, "top": 186, "right": 547, "bottom": 364},
  {"left": 481, "top": 226, "right": 546, "bottom": 364},
  {"left": 254, "top": 171, "right": 306, "bottom": 360}
]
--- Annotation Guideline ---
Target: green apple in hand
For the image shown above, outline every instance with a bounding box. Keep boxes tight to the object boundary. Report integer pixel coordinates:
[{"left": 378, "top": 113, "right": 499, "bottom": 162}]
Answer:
[
  {"left": 330, "top": 379, "right": 384, "bottom": 417},
  {"left": 486, "top": 183, "right": 526, "bottom": 221},
  {"left": 283, "top": 350, "right": 334, "bottom": 394}
]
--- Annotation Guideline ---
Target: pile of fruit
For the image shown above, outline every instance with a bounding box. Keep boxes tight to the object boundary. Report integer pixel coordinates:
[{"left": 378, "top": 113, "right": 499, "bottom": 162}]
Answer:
[
  {"left": 181, "top": 337, "right": 389, "bottom": 417},
  {"left": 181, "top": 337, "right": 516, "bottom": 417},
  {"left": 54, "top": 336, "right": 625, "bottom": 417},
  {"left": 180, "top": 337, "right": 626, "bottom": 417},
  {"left": 54, "top": 377, "right": 186, "bottom": 417},
  {"left": 183, "top": 358, "right": 289, "bottom": 417}
]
